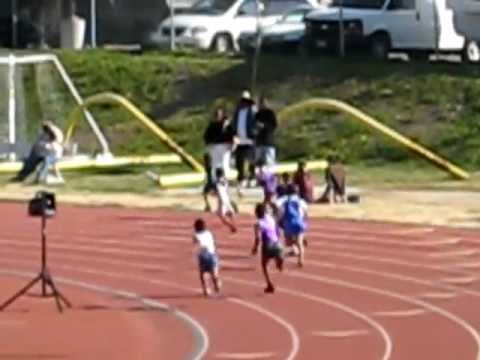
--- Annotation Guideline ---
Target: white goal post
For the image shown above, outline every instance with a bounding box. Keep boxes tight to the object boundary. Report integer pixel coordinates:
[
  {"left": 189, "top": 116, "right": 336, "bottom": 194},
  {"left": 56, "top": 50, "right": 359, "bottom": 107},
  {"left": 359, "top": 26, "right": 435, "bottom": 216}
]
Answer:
[{"left": 0, "top": 53, "right": 111, "bottom": 162}]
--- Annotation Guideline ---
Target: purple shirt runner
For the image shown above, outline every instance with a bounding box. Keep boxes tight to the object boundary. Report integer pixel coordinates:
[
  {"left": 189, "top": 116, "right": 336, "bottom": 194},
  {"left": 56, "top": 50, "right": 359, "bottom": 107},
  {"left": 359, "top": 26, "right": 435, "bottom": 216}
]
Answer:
[{"left": 258, "top": 214, "right": 280, "bottom": 246}]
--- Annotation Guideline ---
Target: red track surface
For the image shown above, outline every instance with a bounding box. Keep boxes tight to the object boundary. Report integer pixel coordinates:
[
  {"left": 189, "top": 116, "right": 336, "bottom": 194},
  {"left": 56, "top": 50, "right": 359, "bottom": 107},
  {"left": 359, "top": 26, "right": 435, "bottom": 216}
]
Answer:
[{"left": 1, "top": 202, "right": 480, "bottom": 360}]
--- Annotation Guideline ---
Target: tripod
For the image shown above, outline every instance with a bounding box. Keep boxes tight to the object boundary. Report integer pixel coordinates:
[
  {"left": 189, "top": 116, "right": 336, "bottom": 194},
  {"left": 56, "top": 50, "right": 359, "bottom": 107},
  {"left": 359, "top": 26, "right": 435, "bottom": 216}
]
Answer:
[{"left": 0, "top": 215, "right": 71, "bottom": 313}]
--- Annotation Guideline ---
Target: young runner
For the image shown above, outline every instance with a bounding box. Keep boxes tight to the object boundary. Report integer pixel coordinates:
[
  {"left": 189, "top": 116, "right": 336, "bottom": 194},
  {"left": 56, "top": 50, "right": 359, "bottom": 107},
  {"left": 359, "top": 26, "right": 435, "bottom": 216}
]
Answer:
[
  {"left": 276, "top": 172, "right": 291, "bottom": 198},
  {"left": 193, "top": 218, "right": 221, "bottom": 297},
  {"left": 276, "top": 184, "right": 308, "bottom": 267},
  {"left": 256, "top": 162, "right": 277, "bottom": 208},
  {"left": 252, "top": 203, "right": 284, "bottom": 293},
  {"left": 215, "top": 168, "right": 237, "bottom": 233}
]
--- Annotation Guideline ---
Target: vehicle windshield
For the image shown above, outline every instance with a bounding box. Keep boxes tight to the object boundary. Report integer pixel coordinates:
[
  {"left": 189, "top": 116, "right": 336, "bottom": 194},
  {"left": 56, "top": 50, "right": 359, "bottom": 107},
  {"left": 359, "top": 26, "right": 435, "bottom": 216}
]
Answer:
[
  {"left": 331, "top": 0, "right": 385, "bottom": 9},
  {"left": 188, "top": 0, "right": 237, "bottom": 14}
]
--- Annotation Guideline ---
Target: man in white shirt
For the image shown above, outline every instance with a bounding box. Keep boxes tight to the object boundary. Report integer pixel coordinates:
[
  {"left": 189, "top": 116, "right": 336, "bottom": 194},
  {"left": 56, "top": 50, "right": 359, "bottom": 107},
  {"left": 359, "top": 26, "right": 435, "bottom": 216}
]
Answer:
[{"left": 232, "top": 90, "right": 257, "bottom": 192}]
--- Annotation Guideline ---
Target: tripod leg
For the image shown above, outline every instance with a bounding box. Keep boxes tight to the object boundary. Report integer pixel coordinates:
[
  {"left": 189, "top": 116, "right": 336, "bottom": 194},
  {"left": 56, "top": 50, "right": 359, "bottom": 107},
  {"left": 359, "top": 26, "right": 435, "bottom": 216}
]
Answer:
[
  {"left": 0, "top": 274, "right": 42, "bottom": 311},
  {"left": 47, "top": 277, "right": 72, "bottom": 309},
  {"left": 44, "top": 277, "right": 63, "bottom": 313}
]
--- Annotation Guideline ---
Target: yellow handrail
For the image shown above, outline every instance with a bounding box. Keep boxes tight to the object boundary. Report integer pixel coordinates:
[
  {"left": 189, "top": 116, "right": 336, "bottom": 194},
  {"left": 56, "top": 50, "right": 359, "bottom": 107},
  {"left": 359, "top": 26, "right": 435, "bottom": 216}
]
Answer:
[
  {"left": 64, "top": 92, "right": 204, "bottom": 172},
  {"left": 278, "top": 98, "right": 470, "bottom": 180}
]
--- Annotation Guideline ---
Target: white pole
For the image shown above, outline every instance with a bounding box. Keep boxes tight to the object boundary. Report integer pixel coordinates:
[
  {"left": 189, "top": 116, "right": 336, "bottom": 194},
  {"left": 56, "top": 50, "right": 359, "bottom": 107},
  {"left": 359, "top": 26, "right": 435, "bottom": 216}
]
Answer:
[
  {"left": 433, "top": 0, "right": 439, "bottom": 58},
  {"left": 91, "top": 0, "right": 97, "bottom": 48},
  {"left": 8, "top": 54, "right": 16, "bottom": 161},
  {"left": 52, "top": 56, "right": 112, "bottom": 156}
]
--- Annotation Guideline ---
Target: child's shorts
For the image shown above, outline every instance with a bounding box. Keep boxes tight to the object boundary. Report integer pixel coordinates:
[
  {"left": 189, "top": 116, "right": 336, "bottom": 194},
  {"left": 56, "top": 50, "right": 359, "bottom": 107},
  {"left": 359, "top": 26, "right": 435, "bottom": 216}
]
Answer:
[
  {"left": 283, "top": 221, "right": 307, "bottom": 238},
  {"left": 262, "top": 242, "right": 283, "bottom": 260},
  {"left": 198, "top": 252, "right": 218, "bottom": 273}
]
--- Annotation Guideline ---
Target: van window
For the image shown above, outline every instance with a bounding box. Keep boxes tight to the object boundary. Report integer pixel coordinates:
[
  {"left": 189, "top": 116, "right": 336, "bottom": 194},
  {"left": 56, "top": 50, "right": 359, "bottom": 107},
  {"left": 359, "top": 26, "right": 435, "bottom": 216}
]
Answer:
[
  {"left": 331, "top": 0, "right": 385, "bottom": 9},
  {"left": 387, "top": 0, "right": 415, "bottom": 10},
  {"left": 265, "top": 0, "right": 311, "bottom": 15}
]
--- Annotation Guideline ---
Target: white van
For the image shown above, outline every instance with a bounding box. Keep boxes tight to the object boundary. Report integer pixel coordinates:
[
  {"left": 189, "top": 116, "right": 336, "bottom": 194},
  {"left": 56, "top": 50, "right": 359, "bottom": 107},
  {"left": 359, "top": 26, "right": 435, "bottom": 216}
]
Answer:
[
  {"left": 305, "top": 0, "right": 477, "bottom": 61},
  {"left": 448, "top": 0, "right": 480, "bottom": 60},
  {"left": 150, "top": 0, "right": 318, "bottom": 52}
]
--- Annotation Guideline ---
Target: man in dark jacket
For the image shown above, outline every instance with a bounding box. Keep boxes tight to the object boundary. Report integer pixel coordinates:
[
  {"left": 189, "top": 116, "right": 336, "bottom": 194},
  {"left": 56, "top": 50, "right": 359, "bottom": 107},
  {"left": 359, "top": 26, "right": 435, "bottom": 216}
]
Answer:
[
  {"left": 255, "top": 96, "right": 277, "bottom": 167},
  {"left": 231, "top": 90, "right": 257, "bottom": 191}
]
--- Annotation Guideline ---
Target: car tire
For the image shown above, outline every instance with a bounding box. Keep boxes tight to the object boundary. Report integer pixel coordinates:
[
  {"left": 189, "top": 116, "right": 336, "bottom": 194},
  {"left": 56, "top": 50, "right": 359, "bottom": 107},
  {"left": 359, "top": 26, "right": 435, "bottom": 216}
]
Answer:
[
  {"left": 463, "top": 40, "right": 480, "bottom": 63},
  {"left": 212, "top": 34, "right": 232, "bottom": 53},
  {"left": 370, "top": 33, "right": 391, "bottom": 60}
]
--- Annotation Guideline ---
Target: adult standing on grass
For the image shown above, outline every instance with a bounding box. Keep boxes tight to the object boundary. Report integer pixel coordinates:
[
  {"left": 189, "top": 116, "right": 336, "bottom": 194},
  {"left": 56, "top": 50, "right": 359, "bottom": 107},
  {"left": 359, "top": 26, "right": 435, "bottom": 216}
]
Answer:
[
  {"left": 232, "top": 90, "right": 257, "bottom": 194},
  {"left": 255, "top": 96, "right": 277, "bottom": 167},
  {"left": 203, "top": 107, "right": 234, "bottom": 182}
]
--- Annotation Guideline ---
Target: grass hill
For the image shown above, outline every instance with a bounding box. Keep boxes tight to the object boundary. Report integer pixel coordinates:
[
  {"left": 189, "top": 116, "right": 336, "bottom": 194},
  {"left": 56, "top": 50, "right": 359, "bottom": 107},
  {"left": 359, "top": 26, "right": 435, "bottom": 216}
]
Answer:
[{"left": 23, "top": 49, "right": 480, "bottom": 171}]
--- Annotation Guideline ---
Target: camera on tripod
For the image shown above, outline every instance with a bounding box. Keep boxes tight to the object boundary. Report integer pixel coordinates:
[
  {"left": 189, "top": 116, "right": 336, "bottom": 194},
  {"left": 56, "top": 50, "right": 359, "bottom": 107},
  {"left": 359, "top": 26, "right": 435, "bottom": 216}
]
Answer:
[{"left": 28, "top": 191, "right": 56, "bottom": 218}]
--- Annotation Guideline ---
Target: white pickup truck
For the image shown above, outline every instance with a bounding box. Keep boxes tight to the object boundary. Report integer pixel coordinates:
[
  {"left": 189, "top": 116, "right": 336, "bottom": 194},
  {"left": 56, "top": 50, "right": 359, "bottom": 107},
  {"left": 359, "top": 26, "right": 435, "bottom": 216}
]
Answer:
[
  {"left": 448, "top": 0, "right": 480, "bottom": 59},
  {"left": 150, "top": 0, "right": 318, "bottom": 52},
  {"left": 304, "top": 0, "right": 478, "bottom": 62}
]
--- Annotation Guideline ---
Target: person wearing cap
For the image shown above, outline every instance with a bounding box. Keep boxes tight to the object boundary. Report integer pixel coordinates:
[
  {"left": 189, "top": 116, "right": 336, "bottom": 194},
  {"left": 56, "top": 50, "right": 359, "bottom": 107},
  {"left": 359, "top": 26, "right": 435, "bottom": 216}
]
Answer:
[
  {"left": 231, "top": 90, "right": 257, "bottom": 192},
  {"left": 10, "top": 122, "right": 55, "bottom": 183}
]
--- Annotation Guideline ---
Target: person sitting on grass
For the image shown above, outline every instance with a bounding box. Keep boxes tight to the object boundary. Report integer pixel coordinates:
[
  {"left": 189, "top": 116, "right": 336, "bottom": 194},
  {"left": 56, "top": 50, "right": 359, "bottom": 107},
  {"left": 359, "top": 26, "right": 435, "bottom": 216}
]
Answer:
[
  {"left": 317, "top": 155, "right": 346, "bottom": 204},
  {"left": 193, "top": 218, "right": 222, "bottom": 297},
  {"left": 251, "top": 203, "right": 284, "bottom": 294},
  {"left": 215, "top": 167, "right": 237, "bottom": 233},
  {"left": 293, "top": 161, "right": 315, "bottom": 203},
  {"left": 276, "top": 184, "right": 308, "bottom": 267}
]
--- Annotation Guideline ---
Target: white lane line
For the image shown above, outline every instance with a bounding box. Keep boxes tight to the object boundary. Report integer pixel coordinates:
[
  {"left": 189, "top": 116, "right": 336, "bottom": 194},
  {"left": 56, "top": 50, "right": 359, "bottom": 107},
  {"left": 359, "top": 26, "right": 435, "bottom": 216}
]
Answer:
[
  {"left": 373, "top": 309, "right": 429, "bottom": 318},
  {"left": 417, "top": 292, "right": 457, "bottom": 300},
  {"left": 455, "top": 262, "right": 480, "bottom": 269},
  {"left": 307, "top": 248, "right": 469, "bottom": 277},
  {"left": 0, "top": 239, "right": 173, "bottom": 260},
  {"left": 287, "top": 271, "right": 480, "bottom": 360},
  {"left": 428, "top": 249, "right": 477, "bottom": 258},
  {"left": 1, "top": 248, "right": 170, "bottom": 272},
  {"left": 214, "top": 352, "right": 276, "bottom": 359},
  {"left": 1, "top": 260, "right": 299, "bottom": 360},
  {"left": 408, "top": 238, "right": 462, "bottom": 247},
  {"left": 229, "top": 298, "right": 300, "bottom": 360},
  {"left": 311, "top": 330, "right": 369, "bottom": 338},
  {"left": 442, "top": 276, "right": 478, "bottom": 285},
  {"left": 223, "top": 276, "right": 392, "bottom": 360},
  {"left": 0, "top": 269, "right": 209, "bottom": 360}
]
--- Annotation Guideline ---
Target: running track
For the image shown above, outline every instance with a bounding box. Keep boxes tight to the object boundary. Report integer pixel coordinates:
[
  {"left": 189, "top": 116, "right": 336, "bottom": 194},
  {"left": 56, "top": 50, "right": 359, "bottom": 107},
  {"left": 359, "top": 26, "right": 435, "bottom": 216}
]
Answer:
[{"left": 1, "top": 202, "right": 480, "bottom": 359}]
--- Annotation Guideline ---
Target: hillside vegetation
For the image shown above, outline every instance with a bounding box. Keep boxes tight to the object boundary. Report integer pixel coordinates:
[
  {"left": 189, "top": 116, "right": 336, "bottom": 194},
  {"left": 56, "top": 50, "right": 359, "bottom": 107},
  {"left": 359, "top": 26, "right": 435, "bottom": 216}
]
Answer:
[{"left": 27, "top": 50, "right": 480, "bottom": 170}]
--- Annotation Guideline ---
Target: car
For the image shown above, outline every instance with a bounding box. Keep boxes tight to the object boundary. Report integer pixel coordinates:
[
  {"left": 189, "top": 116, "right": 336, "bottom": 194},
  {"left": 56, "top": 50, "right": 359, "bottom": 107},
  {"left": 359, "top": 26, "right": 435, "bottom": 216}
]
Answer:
[
  {"left": 304, "top": 0, "right": 475, "bottom": 62},
  {"left": 150, "top": 0, "right": 319, "bottom": 52},
  {"left": 238, "top": 5, "right": 317, "bottom": 53}
]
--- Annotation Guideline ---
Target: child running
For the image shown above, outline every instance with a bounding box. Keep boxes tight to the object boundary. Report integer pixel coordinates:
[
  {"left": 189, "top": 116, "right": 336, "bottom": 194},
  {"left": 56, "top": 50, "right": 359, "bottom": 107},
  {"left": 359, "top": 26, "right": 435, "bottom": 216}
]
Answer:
[
  {"left": 251, "top": 203, "right": 284, "bottom": 293},
  {"left": 276, "top": 184, "right": 308, "bottom": 267},
  {"left": 256, "top": 162, "right": 277, "bottom": 208},
  {"left": 215, "top": 168, "right": 237, "bottom": 233},
  {"left": 193, "top": 218, "right": 222, "bottom": 297}
]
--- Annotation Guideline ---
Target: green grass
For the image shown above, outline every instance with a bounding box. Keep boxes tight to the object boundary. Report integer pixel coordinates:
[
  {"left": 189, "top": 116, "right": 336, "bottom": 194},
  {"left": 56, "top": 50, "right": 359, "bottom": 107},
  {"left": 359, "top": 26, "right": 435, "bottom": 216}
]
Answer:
[{"left": 8, "top": 49, "right": 480, "bottom": 195}]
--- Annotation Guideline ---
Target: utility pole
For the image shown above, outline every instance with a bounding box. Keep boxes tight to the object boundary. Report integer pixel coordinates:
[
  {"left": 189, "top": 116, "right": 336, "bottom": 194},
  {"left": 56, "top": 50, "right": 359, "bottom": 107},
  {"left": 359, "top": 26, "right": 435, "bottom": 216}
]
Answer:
[
  {"left": 91, "top": 0, "right": 97, "bottom": 47},
  {"left": 170, "top": 0, "right": 176, "bottom": 51},
  {"left": 11, "top": 0, "right": 18, "bottom": 48},
  {"left": 339, "top": 0, "right": 345, "bottom": 57},
  {"left": 251, "top": 0, "right": 262, "bottom": 93}
]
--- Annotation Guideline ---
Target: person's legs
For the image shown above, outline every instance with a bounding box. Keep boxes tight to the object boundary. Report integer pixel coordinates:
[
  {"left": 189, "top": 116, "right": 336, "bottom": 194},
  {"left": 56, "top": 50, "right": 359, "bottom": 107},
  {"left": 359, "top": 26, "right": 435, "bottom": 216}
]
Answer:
[
  {"left": 210, "top": 266, "right": 221, "bottom": 293},
  {"left": 235, "top": 145, "right": 247, "bottom": 185},
  {"left": 261, "top": 254, "right": 274, "bottom": 293},
  {"left": 199, "top": 271, "right": 209, "bottom": 296},
  {"left": 246, "top": 145, "right": 256, "bottom": 186},
  {"left": 218, "top": 210, "right": 237, "bottom": 233},
  {"left": 37, "top": 154, "right": 56, "bottom": 183},
  {"left": 296, "top": 233, "right": 305, "bottom": 267},
  {"left": 13, "top": 154, "right": 43, "bottom": 182}
]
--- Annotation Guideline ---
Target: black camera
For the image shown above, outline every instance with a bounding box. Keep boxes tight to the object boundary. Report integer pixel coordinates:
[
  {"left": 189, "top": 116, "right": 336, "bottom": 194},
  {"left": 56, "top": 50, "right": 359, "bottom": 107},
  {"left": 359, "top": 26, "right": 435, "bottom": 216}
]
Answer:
[{"left": 28, "top": 191, "right": 56, "bottom": 218}]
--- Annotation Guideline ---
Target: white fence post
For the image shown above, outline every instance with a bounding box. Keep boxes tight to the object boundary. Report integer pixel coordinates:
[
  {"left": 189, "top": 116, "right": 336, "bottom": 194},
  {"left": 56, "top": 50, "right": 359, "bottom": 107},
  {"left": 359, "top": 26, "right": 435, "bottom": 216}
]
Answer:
[{"left": 8, "top": 54, "right": 16, "bottom": 161}]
